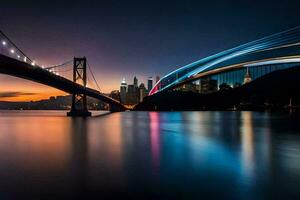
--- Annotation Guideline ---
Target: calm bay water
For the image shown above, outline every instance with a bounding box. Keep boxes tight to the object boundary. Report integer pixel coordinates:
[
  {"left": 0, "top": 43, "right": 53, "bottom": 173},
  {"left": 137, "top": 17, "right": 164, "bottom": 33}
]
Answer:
[{"left": 0, "top": 110, "right": 300, "bottom": 199}]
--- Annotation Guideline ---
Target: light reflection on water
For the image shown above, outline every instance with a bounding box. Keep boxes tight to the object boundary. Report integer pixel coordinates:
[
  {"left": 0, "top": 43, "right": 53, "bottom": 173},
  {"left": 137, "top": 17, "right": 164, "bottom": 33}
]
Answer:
[
  {"left": 241, "top": 111, "right": 256, "bottom": 182},
  {"left": 149, "top": 112, "right": 160, "bottom": 172},
  {"left": 0, "top": 110, "right": 300, "bottom": 199}
]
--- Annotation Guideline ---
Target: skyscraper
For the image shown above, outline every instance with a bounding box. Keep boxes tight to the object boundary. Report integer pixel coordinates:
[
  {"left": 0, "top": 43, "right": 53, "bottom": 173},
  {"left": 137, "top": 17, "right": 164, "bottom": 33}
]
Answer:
[
  {"left": 244, "top": 67, "right": 252, "bottom": 84},
  {"left": 133, "top": 76, "right": 138, "bottom": 88},
  {"left": 147, "top": 77, "right": 153, "bottom": 92},
  {"left": 127, "top": 76, "right": 139, "bottom": 104},
  {"left": 138, "top": 83, "right": 147, "bottom": 102},
  {"left": 120, "top": 78, "right": 127, "bottom": 104},
  {"left": 127, "top": 84, "right": 137, "bottom": 104}
]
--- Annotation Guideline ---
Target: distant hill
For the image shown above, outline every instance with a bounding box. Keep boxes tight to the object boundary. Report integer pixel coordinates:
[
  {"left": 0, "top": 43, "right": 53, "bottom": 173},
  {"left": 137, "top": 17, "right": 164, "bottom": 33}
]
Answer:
[
  {"left": 134, "top": 66, "right": 300, "bottom": 111},
  {"left": 0, "top": 95, "right": 107, "bottom": 110}
]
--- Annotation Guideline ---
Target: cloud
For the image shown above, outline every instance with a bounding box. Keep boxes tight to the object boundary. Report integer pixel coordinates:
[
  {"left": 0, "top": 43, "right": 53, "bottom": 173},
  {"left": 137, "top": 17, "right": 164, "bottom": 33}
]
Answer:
[{"left": 0, "top": 92, "right": 37, "bottom": 98}]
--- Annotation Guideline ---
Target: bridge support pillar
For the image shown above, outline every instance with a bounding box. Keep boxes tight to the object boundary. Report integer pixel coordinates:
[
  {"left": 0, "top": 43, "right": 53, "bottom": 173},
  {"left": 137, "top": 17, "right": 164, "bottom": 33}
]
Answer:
[{"left": 67, "top": 57, "right": 91, "bottom": 117}]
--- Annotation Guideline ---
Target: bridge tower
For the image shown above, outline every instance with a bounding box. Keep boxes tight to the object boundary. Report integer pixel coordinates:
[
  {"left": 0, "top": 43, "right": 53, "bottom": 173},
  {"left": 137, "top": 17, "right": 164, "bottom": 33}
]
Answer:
[{"left": 67, "top": 57, "right": 92, "bottom": 117}]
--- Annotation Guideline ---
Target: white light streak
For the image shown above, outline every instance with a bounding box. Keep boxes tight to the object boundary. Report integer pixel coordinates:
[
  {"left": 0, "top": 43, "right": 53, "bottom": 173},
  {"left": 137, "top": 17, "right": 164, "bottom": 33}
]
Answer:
[{"left": 244, "top": 58, "right": 300, "bottom": 67}]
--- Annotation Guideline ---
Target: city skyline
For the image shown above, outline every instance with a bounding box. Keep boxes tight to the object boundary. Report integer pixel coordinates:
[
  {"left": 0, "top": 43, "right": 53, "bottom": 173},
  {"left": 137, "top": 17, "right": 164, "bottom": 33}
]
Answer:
[{"left": 1, "top": 0, "right": 300, "bottom": 101}]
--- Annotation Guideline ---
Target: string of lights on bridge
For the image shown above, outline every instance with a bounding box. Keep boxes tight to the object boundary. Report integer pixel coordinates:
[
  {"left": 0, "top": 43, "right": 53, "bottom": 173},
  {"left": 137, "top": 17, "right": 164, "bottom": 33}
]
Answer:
[
  {"left": 0, "top": 37, "right": 61, "bottom": 75},
  {"left": 0, "top": 30, "right": 101, "bottom": 91}
]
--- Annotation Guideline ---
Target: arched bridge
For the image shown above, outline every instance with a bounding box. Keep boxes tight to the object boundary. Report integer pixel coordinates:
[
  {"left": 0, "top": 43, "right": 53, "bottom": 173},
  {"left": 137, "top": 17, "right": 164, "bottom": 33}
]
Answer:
[
  {"left": 150, "top": 26, "right": 300, "bottom": 95},
  {"left": 0, "top": 54, "right": 126, "bottom": 114}
]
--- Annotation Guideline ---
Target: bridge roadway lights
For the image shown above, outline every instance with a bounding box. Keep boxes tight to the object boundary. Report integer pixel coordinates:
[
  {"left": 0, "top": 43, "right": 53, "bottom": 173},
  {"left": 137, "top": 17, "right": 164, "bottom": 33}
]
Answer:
[{"left": 67, "top": 57, "right": 92, "bottom": 117}]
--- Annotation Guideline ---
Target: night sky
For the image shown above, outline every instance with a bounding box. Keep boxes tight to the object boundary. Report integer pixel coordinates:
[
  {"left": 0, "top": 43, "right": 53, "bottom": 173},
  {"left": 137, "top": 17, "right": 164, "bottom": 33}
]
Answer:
[{"left": 1, "top": 0, "right": 300, "bottom": 100}]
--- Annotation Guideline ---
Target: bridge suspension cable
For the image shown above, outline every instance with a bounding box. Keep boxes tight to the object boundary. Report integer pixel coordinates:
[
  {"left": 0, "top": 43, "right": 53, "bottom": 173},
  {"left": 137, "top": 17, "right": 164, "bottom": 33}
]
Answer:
[
  {"left": 45, "top": 59, "right": 73, "bottom": 70},
  {"left": 0, "top": 29, "right": 33, "bottom": 63},
  {"left": 87, "top": 60, "right": 101, "bottom": 92},
  {"left": 0, "top": 29, "right": 55, "bottom": 71},
  {"left": 44, "top": 59, "right": 73, "bottom": 78}
]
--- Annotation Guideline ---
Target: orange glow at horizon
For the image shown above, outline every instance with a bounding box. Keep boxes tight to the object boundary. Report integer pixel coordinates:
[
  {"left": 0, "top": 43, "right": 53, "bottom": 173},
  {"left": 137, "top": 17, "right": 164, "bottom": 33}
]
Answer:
[
  {"left": 0, "top": 74, "right": 120, "bottom": 102},
  {"left": 0, "top": 91, "right": 67, "bottom": 102}
]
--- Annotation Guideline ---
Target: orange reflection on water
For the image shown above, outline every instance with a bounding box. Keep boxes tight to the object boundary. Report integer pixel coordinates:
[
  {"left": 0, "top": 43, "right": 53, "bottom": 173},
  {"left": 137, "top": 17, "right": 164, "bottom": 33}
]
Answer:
[
  {"left": 241, "top": 112, "right": 255, "bottom": 178},
  {"left": 0, "top": 114, "right": 72, "bottom": 172}
]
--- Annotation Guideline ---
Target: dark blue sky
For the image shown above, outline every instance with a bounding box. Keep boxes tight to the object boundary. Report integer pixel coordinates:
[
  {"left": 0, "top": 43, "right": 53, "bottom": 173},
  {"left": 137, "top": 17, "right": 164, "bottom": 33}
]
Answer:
[{"left": 1, "top": 0, "right": 300, "bottom": 92}]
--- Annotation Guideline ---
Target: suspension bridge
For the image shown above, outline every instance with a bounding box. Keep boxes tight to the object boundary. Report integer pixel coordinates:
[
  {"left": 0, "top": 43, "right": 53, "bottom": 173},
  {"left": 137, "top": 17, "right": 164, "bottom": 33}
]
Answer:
[{"left": 0, "top": 30, "right": 127, "bottom": 116}]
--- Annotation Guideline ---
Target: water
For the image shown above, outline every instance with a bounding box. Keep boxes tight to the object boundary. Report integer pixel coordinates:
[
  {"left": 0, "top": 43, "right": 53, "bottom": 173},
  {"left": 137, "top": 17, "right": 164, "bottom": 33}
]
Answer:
[{"left": 0, "top": 111, "right": 300, "bottom": 199}]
